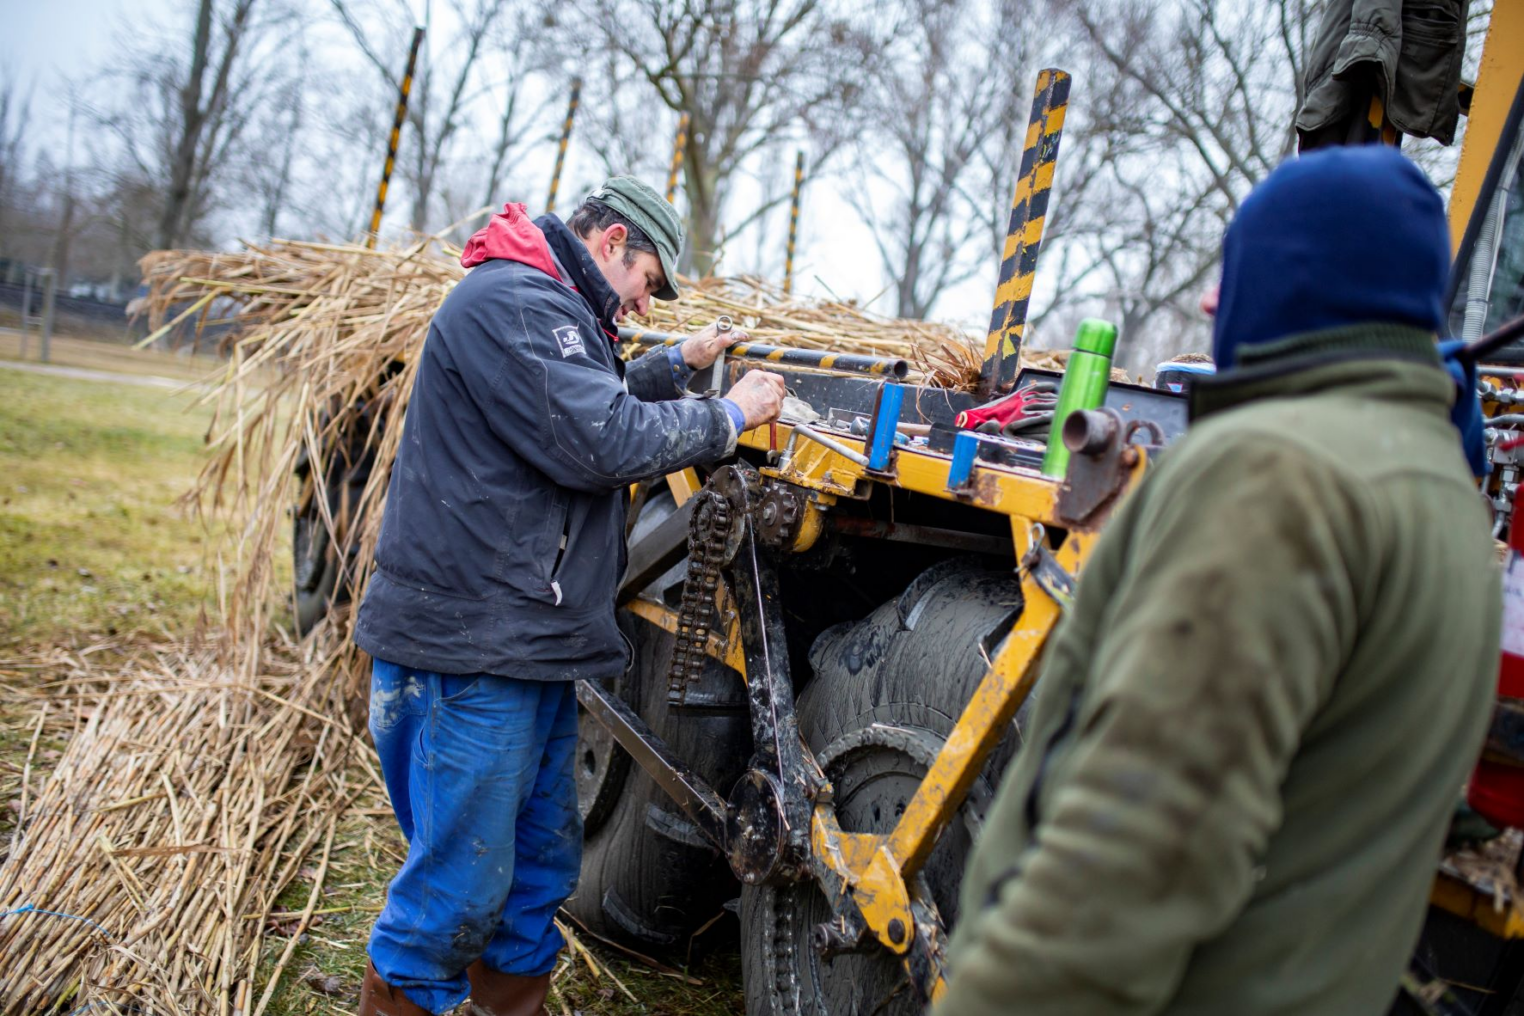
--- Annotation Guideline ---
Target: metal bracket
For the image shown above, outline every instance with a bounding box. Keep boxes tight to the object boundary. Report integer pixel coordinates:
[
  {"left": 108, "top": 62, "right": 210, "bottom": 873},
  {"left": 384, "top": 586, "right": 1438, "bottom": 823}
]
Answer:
[
  {"left": 1055, "top": 408, "right": 1160, "bottom": 529},
  {"left": 1023, "top": 541, "right": 1076, "bottom": 612}
]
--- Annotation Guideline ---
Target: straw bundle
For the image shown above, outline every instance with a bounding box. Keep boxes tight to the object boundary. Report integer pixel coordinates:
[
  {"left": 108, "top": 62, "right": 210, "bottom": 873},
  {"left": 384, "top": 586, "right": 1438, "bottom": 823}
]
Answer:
[{"left": 0, "top": 635, "right": 368, "bottom": 1014}]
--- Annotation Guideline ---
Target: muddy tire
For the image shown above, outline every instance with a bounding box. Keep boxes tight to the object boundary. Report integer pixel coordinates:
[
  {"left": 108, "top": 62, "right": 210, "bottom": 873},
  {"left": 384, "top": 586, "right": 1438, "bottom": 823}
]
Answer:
[
  {"left": 292, "top": 501, "right": 343, "bottom": 635},
  {"left": 568, "top": 490, "right": 752, "bottom": 950},
  {"left": 741, "top": 560, "right": 1029, "bottom": 1016}
]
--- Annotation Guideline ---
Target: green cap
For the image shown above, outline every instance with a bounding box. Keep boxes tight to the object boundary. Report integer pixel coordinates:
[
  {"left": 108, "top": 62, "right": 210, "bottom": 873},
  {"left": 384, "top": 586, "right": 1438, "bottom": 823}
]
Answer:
[
  {"left": 587, "top": 176, "right": 685, "bottom": 301},
  {"left": 1074, "top": 318, "right": 1118, "bottom": 357}
]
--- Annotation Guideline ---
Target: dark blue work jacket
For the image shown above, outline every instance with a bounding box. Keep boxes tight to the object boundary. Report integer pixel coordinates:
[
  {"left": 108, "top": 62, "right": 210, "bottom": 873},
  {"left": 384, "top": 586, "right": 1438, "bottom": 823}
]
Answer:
[{"left": 354, "top": 209, "right": 733, "bottom": 680}]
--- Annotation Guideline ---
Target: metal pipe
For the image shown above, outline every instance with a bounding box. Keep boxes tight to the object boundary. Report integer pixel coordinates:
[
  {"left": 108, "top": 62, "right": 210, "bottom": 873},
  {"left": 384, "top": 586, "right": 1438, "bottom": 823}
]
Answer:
[
  {"left": 19, "top": 269, "right": 32, "bottom": 359},
  {"left": 784, "top": 150, "right": 805, "bottom": 295},
  {"left": 545, "top": 78, "right": 582, "bottom": 215},
  {"left": 1464, "top": 186, "right": 1509, "bottom": 343},
  {"left": 792, "top": 424, "right": 869, "bottom": 467},
  {"left": 366, "top": 26, "right": 424, "bottom": 250},
  {"left": 666, "top": 113, "right": 690, "bottom": 203},
  {"left": 621, "top": 327, "right": 908, "bottom": 379}
]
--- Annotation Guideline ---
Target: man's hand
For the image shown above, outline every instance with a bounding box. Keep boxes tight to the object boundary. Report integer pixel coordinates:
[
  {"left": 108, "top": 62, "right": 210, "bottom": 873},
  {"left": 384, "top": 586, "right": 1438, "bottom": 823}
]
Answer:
[
  {"left": 681, "top": 320, "right": 747, "bottom": 369},
  {"left": 726, "top": 371, "right": 786, "bottom": 431}
]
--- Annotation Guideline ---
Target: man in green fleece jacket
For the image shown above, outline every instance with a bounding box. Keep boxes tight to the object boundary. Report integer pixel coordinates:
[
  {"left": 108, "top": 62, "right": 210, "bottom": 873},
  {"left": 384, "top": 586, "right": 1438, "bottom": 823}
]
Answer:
[{"left": 937, "top": 146, "right": 1501, "bottom": 1015}]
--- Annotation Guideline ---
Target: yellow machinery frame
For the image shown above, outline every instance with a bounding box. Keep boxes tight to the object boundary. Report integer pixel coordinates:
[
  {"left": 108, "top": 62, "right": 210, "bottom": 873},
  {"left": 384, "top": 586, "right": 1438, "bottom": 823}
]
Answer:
[
  {"left": 612, "top": 12, "right": 1524, "bottom": 996},
  {"left": 626, "top": 410, "right": 1137, "bottom": 996}
]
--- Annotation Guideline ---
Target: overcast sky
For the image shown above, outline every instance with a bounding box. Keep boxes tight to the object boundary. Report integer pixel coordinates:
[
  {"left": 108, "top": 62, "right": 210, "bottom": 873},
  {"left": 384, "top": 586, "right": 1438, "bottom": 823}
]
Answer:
[{"left": 2, "top": 0, "right": 1040, "bottom": 333}]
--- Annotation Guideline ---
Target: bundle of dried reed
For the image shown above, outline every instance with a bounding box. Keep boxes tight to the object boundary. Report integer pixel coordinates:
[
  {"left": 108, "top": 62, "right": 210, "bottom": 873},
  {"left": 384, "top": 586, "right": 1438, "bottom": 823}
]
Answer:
[{"left": 0, "top": 635, "right": 372, "bottom": 1015}]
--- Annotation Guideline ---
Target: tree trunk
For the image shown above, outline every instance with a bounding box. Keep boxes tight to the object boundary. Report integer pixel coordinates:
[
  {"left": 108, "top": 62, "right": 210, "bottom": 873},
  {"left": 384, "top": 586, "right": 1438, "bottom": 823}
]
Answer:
[
  {"left": 50, "top": 188, "right": 76, "bottom": 290},
  {"left": 682, "top": 146, "right": 721, "bottom": 276},
  {"left": 157, "top": 0, "right": 215, "bottom": 249}
]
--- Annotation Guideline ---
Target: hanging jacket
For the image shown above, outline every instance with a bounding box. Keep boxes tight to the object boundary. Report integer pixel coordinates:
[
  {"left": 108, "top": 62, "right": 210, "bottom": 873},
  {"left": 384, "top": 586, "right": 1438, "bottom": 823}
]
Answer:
[
  {"left": 1296, "top": 0, "right": 1470, "bottom": 147},
  {"left": 354, "top": 205, "right": 735, "bottom": 680}
]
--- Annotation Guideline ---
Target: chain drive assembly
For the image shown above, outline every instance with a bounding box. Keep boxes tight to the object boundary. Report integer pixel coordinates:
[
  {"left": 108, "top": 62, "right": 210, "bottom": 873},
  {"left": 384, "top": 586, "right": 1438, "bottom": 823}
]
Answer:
[{"left": 666, "top": 486, "right": 735, "bottom": 704}]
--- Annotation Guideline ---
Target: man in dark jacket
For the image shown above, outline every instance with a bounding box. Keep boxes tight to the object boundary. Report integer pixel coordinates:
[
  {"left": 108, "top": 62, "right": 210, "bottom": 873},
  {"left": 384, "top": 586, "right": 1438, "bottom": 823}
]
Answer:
[
  {"left": 937, "top": 147, "right": 1500, "bottom": 1015},
  {"left": 354, "top": 176, "right": 785, "bottom": 1016}
]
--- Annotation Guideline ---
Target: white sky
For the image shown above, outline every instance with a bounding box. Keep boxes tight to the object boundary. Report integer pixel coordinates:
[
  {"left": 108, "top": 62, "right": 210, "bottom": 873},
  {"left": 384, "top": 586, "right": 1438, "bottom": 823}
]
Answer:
[{"left": 1, "top": 0, "right": 1039, "bottom": 333}]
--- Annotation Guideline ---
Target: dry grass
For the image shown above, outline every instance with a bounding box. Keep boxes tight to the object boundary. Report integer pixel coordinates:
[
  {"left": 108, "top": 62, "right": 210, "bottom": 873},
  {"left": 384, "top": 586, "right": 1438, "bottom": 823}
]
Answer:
[
  {"left": 0, "top": 636, "right": 366, "bottom": 1014},
  {"left": 0, "top": 330, "right": 228, "bottom": 383}
]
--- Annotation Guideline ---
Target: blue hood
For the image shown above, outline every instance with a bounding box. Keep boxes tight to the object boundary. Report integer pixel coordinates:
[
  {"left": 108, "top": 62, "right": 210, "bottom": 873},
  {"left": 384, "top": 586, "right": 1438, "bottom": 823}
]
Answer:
[{"left": 1212, "top": 147, "right": 1450, "bottom": 369}]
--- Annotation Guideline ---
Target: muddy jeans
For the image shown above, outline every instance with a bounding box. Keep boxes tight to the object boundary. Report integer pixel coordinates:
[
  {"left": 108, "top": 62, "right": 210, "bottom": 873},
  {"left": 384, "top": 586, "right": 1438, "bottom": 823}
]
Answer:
[{"left": 367, "top": 659, "right": 581, "bottom": 1014}]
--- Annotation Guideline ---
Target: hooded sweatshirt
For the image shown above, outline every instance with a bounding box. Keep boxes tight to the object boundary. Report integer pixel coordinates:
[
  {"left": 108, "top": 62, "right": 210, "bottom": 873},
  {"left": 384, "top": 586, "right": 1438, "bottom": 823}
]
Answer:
[{"left": 354, "top": 205, "right": 735, "bottom": 680}]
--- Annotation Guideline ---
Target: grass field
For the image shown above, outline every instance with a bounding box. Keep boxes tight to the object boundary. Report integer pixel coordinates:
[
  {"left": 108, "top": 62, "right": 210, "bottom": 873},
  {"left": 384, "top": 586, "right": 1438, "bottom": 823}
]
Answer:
[
  {"left": 0, "top": 327, "right": 228, "bottom": 384},
  {"left": 0, "top": 367, "right": 217, "bottom": 648},
  {"left": 0, "top": 351, "right": 744, "bottom": 1014}
]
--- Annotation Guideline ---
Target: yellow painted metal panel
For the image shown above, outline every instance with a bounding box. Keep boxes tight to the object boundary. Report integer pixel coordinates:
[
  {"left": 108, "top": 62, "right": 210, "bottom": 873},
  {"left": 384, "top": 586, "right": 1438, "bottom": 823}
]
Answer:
[{"left": 1451, "top": 0, "right": 1524, "bottom": 250}]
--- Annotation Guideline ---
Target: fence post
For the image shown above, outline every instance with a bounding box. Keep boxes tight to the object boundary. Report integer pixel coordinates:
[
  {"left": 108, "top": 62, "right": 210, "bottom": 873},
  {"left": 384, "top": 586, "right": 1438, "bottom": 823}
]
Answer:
[
  {"left": 39, "top": 268, "right": 56, "bottom": 364},
  {"left": 19, "top": 269, "right": 33, "bottom": 359}
]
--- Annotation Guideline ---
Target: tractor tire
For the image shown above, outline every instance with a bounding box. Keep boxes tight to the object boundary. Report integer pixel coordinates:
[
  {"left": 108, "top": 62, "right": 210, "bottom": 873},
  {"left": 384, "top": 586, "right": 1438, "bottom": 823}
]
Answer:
[
  {"left": 292, "top": 501, "right": 343, "bottom": 636},
  {"left": 567, "top": 489, "right": 752, "bottom": 951},
  {"left": 741, "top": 559, "right": 1030, "bottom": 1016}
]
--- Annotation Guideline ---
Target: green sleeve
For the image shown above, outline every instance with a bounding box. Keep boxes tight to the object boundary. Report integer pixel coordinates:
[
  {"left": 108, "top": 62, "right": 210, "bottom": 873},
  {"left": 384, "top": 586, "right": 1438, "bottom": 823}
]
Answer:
[{"left": 937, "top": 434, "right": 1366, "bottom": 1016}]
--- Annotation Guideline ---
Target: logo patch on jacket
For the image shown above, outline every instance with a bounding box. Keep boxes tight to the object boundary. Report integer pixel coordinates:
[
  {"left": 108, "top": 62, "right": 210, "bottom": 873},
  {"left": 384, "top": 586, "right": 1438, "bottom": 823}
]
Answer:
[{"left": 553, "top": 324, "right": 585, "bottom": 359}]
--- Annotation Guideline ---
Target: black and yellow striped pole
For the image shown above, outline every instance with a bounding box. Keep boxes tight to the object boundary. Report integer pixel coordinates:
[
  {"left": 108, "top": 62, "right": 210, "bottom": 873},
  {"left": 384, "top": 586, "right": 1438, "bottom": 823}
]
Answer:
[
  {"left": 666, "top": 113, "right": 690, "bottom": 203},
  {"left": 366, "top": 26, "right": 424, "bottom": 250},
  {"left": 783, "top": 150, "right": 805, "bottom": 295},
  {"left": 979, "top": 68, "right": 1070, "bottom": 398},
  {"left": 545, "top": 78, "right": 582, "bottom": 215}
]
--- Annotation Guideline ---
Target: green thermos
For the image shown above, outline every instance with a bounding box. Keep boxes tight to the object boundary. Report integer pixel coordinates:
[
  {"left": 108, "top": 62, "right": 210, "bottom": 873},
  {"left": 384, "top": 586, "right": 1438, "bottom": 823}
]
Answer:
[{"left": 1040, "top": 318, "right": 1118, "bottom": 478}]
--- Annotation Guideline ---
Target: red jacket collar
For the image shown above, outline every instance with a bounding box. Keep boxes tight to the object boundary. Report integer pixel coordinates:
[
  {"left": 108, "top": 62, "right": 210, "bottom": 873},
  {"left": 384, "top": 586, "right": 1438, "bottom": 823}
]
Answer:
[{"left": 460, "top": 203, "right": 563, "bottom": 280}]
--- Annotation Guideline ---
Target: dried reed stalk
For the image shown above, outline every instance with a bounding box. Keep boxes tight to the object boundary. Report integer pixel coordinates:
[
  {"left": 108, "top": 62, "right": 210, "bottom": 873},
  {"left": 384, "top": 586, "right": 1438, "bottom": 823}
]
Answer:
[{"left": 0, "top": 635, "right": 369, "bottom": 1014}]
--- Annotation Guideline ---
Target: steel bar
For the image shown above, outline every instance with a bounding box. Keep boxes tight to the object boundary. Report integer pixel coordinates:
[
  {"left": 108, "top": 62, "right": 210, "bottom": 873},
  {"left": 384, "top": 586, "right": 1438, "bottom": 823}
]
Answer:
[
  {"left": 545, "top": 78, "right": 582, "bottom": 215},
  {"left": 979, "top": 69, "right": 1070, "bottom": 398},
  {"left": 1461, "top": 312, "right": 1524, "bottom": 364},
  {"left": 618, "top": 493, "right": 696, "bottom": 605},
  {"left": 621, "top": 327, "right": 908, "bottom": 379},
  {"left": 666, "top": 113, "right": 690, "bottom": 203},
  {"left": 575, "top": 679, "right": 729, "bottom": 850},
  {"left": 792, "top": 424, "right": 870, "bottom": 467},
  {"left": 785, "top": 150, "right": 805, "bottom": 295},
  {"left": 366, "top": 27, "right": 424, "bottom": 250}
]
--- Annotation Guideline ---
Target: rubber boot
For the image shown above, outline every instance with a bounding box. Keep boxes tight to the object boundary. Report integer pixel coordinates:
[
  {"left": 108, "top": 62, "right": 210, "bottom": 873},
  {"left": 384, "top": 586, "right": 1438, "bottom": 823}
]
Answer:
[
  {"left": 359, "top": 960, "right": 433, "bottom": 1016},
  {"left": 465, "top": 960, "right": 551, "bottom": 1016}
]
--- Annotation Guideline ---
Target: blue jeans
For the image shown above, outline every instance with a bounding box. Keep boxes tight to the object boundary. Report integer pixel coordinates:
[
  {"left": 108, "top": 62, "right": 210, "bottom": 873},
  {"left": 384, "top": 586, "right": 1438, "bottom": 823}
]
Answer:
[{"left": 366, "top": 659, "right": 582, "bottom": 1015}]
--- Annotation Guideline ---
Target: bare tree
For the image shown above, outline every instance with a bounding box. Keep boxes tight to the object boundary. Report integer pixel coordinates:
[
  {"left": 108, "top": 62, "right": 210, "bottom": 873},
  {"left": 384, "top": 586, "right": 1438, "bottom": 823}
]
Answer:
[
  {"left": 850, "top": 0, "right": 1039, "bottom": 318},
  {"left": 570, "top": 0, "right": 883, "bottom": 275},
  {"left": 1027, "top": 0, "right": 1321, "bottom": 370},
  {"left": 254, "top": 71, "right": 307, "bottom": 238},
  {"left": 82, "top": 0, "right": 301, "bottom": 254},
  {"left": 330, "top": 0, "right": 545, "bottom": 233},
  {"left": 0, "top": 73, "right": 32, "bottom": 269},
  {"left": 157, "top": 0, "right": 259, "bottom": 248}
]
